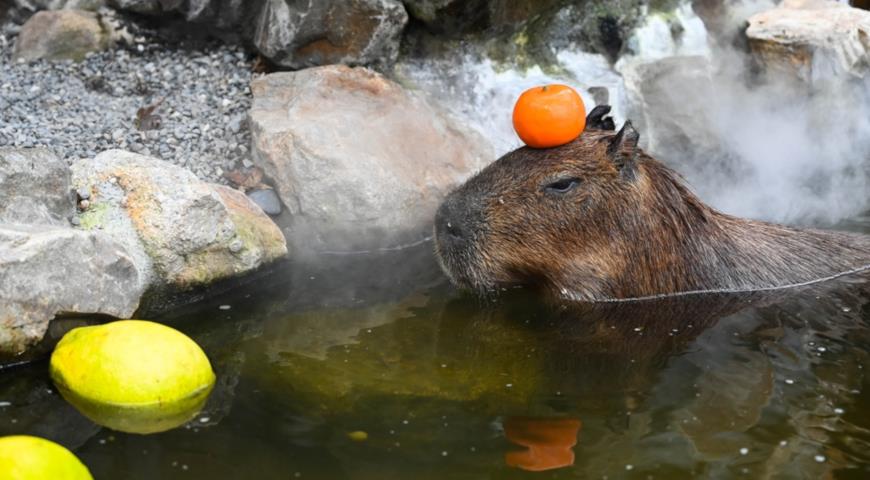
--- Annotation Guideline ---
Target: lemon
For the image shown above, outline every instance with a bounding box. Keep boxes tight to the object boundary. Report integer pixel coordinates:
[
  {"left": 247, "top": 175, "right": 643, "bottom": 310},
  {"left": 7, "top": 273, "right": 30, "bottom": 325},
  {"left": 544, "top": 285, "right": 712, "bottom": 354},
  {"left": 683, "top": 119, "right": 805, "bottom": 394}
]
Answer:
[
  {"left": 0, "top": 435, "right": 93, "bottom": 480},
  {"left": 50, "top": 320, "right": 216, "bottom": 434}
]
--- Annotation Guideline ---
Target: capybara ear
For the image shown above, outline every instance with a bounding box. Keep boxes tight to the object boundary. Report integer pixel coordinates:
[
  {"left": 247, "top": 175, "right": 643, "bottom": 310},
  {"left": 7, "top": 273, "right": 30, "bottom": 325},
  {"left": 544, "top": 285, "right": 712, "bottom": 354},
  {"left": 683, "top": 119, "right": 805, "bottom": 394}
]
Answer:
[
  {"left": 607, "top": 121, "right": 640, "bottom": 180},
  {"left": 586, "top": 105, "right": 615, "bottom": 131}
]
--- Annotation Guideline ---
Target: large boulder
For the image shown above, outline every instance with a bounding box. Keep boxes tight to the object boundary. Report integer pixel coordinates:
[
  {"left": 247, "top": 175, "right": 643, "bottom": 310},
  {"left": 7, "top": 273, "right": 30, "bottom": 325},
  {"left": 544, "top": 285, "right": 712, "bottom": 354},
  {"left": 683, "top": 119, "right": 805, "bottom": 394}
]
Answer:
[
  {"left": 71, "top": 150, "right": 287, "bottom": 292},
  {"left": 746, "top": 0, "right": 870, "bottom": 83},
  {"left": 251, "top": 0, "right": 408, "bottom": 69},
  {"left": 402, "top": 0, "right": 567, "bottom": 33},
  {"left": 248, "top": 65, "right": 494, "bottom": 252},
  {"left": 103, "top": 0, "right": 408, "bottom": 68},
  {"left": 620, "top": 55, "right": 721, "bottom": 174},
  {"left": 108, "top": 0, "right": 245, "bottom": 26},
  {"left": 0, "top": 147, "right": 75, "bottom": 226},
  {"left": 13, "top": 0, "right": 105, "bottom": 10},
  {"left": 12, "top": 9, "right": 108, "bottom": 62},
  {"left": 0, "top": 225, "right": 143, "bottom": 356}
]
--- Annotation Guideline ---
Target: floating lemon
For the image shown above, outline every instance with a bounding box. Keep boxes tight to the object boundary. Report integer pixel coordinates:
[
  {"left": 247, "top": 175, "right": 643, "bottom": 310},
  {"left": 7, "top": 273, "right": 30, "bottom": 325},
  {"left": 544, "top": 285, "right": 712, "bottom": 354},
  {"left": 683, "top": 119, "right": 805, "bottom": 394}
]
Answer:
[
  {"left": 0, "top": 435, "right": 93, "bottom": 480},
  {"left": 50, "top": 320, "right": 216, "bottom": 434}
]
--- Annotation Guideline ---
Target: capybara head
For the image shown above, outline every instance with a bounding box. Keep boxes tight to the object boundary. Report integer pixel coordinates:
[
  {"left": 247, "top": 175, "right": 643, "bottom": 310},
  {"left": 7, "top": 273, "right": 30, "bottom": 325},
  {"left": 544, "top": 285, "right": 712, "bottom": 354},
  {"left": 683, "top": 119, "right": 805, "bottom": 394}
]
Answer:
[
  {"left": 435, "top": 106, "right": 870, "bottom": 301},
  {"left": 434, "top": 106, "right": 711, "bottom": 299}
]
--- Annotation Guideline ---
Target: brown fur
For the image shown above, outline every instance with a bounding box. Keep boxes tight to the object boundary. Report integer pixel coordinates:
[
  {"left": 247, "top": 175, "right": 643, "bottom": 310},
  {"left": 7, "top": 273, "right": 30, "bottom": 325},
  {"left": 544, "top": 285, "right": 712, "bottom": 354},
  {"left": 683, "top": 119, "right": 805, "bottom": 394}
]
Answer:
[{"left": 434, "top": 124, "right": 870, "bottom": 301}]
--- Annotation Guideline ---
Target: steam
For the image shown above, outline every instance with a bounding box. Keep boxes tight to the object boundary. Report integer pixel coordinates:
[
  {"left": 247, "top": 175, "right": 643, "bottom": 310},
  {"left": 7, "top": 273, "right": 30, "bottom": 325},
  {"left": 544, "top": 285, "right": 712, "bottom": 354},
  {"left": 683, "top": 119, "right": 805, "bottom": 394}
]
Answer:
[{"left": 394, "top": 0, "right": 870, "bottom": 226}]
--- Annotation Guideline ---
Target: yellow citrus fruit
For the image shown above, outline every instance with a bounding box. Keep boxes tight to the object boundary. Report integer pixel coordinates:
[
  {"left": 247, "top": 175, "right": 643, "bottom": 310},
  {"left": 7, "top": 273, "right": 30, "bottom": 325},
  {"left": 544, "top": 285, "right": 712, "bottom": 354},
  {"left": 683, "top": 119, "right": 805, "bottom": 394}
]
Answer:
[
  {"left": 50, "top": 320, "right": 216, "bottom": 434},
  {"left": 0, "top": 435, "right": 93, "bottom": 480}
]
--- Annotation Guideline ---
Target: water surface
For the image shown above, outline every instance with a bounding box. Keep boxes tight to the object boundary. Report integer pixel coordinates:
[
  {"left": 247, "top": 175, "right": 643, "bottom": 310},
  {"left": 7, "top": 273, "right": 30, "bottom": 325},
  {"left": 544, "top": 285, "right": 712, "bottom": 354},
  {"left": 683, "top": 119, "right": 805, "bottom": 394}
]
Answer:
[{"left": 1, "top": 215, "right": 869, "bottom": 479}]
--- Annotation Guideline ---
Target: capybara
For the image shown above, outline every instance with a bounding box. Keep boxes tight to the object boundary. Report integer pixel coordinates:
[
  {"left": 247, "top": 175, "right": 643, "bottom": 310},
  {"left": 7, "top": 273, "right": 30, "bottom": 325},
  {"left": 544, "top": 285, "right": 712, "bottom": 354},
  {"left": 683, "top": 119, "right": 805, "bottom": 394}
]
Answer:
[{"left": 434, "top": 106, "right": 870, "bottom": 301}]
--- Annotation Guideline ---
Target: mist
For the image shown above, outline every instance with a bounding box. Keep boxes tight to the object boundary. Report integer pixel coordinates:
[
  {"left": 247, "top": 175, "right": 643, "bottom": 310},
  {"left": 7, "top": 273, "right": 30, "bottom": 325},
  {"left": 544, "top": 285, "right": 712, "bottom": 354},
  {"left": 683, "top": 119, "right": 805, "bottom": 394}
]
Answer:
[{"left": 395, "top": 0, "right": 870, "bottom": 227}]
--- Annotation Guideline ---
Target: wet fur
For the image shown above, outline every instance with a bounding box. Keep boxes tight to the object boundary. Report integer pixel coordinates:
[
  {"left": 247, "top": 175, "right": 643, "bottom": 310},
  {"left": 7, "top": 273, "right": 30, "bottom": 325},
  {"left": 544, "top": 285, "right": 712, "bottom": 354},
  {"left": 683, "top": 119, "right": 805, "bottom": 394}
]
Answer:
[{"left": 435, "top": 124, "right": 870, "bottom": 302}]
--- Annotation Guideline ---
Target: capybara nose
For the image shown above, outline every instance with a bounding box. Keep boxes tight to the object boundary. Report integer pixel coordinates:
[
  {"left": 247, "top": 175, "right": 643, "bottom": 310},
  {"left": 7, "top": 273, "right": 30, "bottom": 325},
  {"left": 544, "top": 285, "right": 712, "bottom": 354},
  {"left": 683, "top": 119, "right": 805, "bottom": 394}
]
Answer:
[{"left": 435, "top": 202, "right": 466, "bottom": 243}]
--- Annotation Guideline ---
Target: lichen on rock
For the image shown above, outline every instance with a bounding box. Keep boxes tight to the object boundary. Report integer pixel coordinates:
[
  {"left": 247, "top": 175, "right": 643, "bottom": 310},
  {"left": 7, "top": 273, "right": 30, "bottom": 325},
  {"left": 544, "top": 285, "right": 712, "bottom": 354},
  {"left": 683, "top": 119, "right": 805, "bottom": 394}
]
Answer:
[{"left": 71, "top": 150, "right": 288, "bottom": 293}]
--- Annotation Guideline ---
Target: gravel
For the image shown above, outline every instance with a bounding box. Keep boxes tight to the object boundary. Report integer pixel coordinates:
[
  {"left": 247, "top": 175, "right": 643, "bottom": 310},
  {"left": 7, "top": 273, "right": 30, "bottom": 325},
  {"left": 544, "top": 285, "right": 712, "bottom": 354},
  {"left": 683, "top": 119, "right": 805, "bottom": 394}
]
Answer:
[{"left": 0, "top": 17, "right": 258, "bottom": 183}]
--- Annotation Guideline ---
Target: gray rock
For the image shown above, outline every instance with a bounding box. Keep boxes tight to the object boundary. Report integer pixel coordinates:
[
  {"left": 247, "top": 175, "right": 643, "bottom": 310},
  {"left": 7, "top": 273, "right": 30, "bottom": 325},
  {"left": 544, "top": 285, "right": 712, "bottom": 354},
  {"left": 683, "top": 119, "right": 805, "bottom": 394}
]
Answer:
[
  {"left": 109, "top": 0, "right": 244, "bottom": 25},
  {"left": 0, "top": 224, "right": 143, "bottom": 355},
  {"left": 403, "top": 0, "right": 566, "bottom": 33},
  {"left": 620, "top": 55, "right": 720, "bottom": 171},
  {"left": 0, "top": 147, "right": 75, "bottom": 226},
  {"left": 13, "top": 0, "right": 105, "bottom": 10},
  {"left": 13, "top": 10, "right": 109, "bottom": 62},
  {"left": 746, "top": 0, "right": 870, "bottom": 84},
  {"left": 402, "top": 0, "right": 454, "bottom": 23},
  {"left": 247, "top": 188, "right": 281, "bottom": 216},
  {"left": 107, "top": 0, "right": 160, "bottom": 14},
  {"left": 227, "top": 113, "right": 245, "bottom": 134},
  {"left": 250, "top": 0, "right": 408, "bottom": 69},
  {"left": 249, "top": 65, "right": 493, "bottom": 252},
  {"left": 71, "top": 150, "right": 287, "bottom": 291},
  {"left": 104, "top": 0, "right": 407, "bottom": 68}
]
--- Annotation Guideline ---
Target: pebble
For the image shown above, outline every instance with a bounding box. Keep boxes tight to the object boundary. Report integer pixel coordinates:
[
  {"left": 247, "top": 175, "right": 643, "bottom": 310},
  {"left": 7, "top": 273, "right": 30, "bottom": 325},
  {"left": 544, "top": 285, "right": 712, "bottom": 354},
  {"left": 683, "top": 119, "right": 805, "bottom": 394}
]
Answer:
[
  {"left": 0, "top": 21, "right": 254, "bottom": 184},
  {"left": 247, "top": 188, "right": 282, "bottom": 216}
]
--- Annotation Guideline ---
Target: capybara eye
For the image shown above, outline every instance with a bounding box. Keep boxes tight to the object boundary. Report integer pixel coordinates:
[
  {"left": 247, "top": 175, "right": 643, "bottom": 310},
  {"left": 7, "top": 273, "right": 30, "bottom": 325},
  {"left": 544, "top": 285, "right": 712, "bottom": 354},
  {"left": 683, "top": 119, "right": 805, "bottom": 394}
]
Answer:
[{"left": 543, "top": 177, "right": 581, "bottom": 194}]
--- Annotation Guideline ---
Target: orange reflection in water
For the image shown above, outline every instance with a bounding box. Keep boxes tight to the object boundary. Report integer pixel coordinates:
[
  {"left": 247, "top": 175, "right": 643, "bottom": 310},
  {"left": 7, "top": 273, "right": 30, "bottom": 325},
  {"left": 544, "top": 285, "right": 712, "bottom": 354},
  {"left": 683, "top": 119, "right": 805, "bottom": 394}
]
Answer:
[{"left": 504, "top": 417, "right": 582, "bottom": 472}]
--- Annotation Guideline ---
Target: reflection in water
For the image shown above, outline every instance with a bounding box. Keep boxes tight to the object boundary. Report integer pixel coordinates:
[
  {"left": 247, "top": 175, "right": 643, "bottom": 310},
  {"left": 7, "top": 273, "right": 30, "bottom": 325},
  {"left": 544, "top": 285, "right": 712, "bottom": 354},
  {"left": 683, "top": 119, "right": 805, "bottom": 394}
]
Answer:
[
  {"left": 56, "top": 386, "right": 213, "bottom": 435},
  {"left": 0, "top": 231, "right": 867, "bottom": 478},
  {"left": 504, "top": 417, "right": 581, "bottom": 472}
]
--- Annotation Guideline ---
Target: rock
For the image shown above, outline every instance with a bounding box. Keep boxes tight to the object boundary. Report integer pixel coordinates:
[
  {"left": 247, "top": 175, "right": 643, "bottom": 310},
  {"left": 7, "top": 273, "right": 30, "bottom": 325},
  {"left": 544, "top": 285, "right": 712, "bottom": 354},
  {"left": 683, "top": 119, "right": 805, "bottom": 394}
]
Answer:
[
  {"left": 17, "top": 0, "right": 107, "bottom": 10},
  {"left": 0, "top": 148, "right": 75, "bottom": 226},
  {"left": 106, "top": 0, "right": 160, "bottom": 14},
  {"left": 251, "top": 0, "right": 408, "bottom": 69},
  {"left": 103, "top": 0, "right": 407, "bottom": 68},
  {"left": 533, "top": 0, "right": 644, "bottom": 62},
  {"left": 246, "top": 188, "right": 281, "bottom": 216},
  {"left": 746, "top": 0, "right": 870, "bottom": 83},
  {"left": 403, "top": 0, "right": 585, "bottom": 35},
  {"left": 108, "top": 0, "right": 245, "bottom": 25},
  {"left": 0, "top": 224, "right": 143, "bottom": 356},
  {"left": 70, "top": 150, "right": 287, "bottom": 292},
  {"left": 620, "top": 55, "right": 720, "bottom": 170},
  {"left": 249, "top": 65, "right": 493, "bottom": 252},
  {"left": 616, "top": 2, "right": 711, "bottom": 65},
  {"left": 402, "top": 0, "right": 455, "bottom": 24},
  {"left": 13, "top": 10, "right": 108, "bottom": 62}
]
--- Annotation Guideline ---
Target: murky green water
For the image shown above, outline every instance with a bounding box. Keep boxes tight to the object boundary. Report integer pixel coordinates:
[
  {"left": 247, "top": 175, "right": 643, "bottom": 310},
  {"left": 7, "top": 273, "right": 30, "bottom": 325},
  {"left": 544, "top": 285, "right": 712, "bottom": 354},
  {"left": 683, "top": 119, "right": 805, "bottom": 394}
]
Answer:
[{"left": 1, "top": 215, "right": 869, "bottom": 479}]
